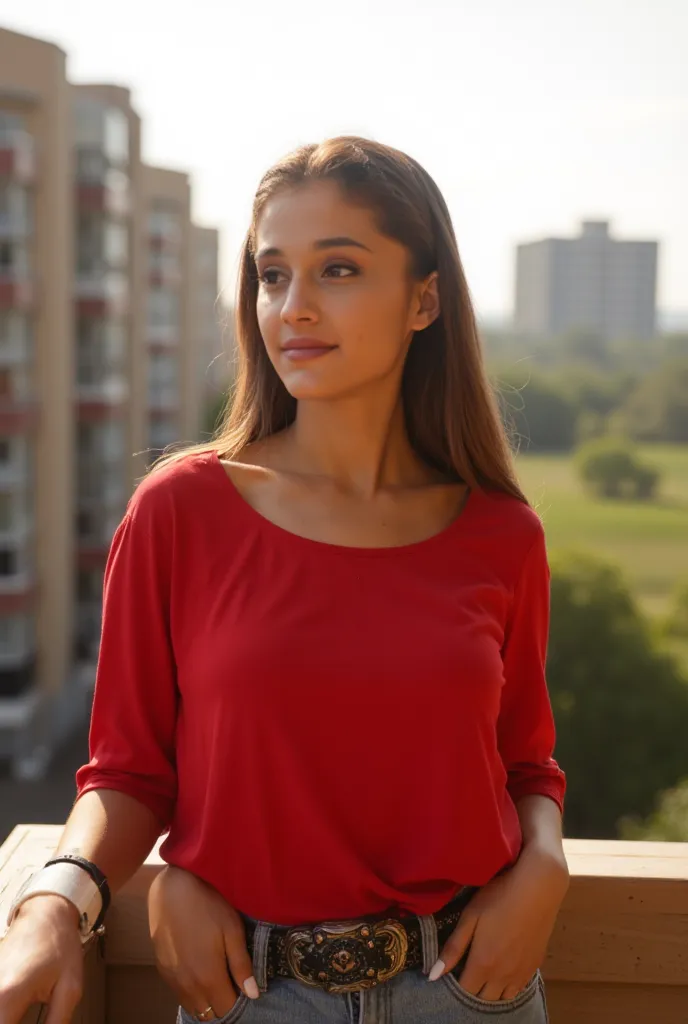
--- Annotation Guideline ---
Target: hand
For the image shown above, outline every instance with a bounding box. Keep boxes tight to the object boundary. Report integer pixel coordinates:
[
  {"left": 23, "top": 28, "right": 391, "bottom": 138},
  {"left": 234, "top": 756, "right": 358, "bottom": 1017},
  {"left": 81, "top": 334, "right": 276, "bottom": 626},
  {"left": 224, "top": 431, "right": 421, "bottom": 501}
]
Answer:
[
  {"left": 0, "top": 895, "right": 84, "bottom": 1024},
  {"left": 430, "top": 845, "right": 569, "bottom": 1001},
  {"left": 148, "top": 866, "right": 260, "bottom": 1019}
]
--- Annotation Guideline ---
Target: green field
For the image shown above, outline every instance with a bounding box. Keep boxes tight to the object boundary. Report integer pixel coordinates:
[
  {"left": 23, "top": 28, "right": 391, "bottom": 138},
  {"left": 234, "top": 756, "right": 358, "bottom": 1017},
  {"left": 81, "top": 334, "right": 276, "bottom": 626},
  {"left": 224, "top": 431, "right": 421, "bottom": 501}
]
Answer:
[{"left": 516, "top": 445, "right": 688, "bottom": 623}]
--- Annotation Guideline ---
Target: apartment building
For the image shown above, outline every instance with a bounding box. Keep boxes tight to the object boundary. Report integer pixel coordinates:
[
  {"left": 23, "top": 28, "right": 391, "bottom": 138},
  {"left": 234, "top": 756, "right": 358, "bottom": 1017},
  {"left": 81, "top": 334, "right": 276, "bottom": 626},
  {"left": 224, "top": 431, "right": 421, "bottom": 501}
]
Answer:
[
  {"left": 514, "top": 220, "right": 658, "bottom": 341},
  {"left": 72, "top": 83, "right": 143, "bottom": 662},
  {"left": 143, "top": 165, "right": 194, "bottom": 461},
  {"left": 0, "top": 26, "right": 221, "bottom": 775},
  {"left": 0, "top": 29, "right": 75, "bottom": 774},
  {"left": 191, "top": 225, "right": 230, "bottom": 420}
]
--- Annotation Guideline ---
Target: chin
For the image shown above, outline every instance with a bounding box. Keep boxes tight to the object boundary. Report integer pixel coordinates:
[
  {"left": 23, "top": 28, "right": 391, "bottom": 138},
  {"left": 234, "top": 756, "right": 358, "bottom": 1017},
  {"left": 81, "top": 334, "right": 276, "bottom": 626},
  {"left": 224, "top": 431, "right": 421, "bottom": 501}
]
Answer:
[{"left": 280, "top": 369, "right": 355, "bottom": 402}]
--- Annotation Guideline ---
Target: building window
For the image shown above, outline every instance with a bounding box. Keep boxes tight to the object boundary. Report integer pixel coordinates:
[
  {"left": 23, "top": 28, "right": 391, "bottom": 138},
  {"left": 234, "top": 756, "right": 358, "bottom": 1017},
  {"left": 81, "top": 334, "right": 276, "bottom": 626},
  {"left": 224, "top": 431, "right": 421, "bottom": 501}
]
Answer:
[
  {"left": 0, "top": 184, "right": 31, "bottom": 237},
  {"left": 0, "top": 112, "right": 26, "bottom": 137},
  {"left": 147, "top": 290, "right": 180, "bottom": 328},
  {"left": 104, "top": 222, "right": 128, "bottom": 268},
  {"left": 0, "top": 365, "right": 29, "bottom": 401},
  {"left": 0, "top": 312, "right": 30, "bottom": 357},
  {"left": 77, "top": 569, "right": 103, "bottom": 602},
  {"left": 149, "top": 250, "right": 179, "bottom": 275},
  {"left": 149, "top": 208, "right": 181, "bottom": 241},
  {"left": 0, "top": 548, "right": 18, "bottom": 576},
  {"left": 0, "top": 240, "right": 30, "bottom": 275},
  {"left": 0, "top": 614, "right": 34, "bottom": 657},
  {"left": 0, "top": 493, "right": 13, "bottom": 530},
  {"left": 76, "top": 510, "right": 94, "bottom": 538},
  {"left": 104, "top": 109, "right": 129, "bottom": 163}
]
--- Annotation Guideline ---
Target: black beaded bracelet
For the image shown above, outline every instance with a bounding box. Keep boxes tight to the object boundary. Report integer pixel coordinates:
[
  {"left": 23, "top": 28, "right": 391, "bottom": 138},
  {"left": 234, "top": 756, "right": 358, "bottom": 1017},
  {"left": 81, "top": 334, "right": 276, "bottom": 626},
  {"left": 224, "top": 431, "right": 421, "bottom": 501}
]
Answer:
[{"left": 44, "top": 854, "right": 111, "bottom": 930}]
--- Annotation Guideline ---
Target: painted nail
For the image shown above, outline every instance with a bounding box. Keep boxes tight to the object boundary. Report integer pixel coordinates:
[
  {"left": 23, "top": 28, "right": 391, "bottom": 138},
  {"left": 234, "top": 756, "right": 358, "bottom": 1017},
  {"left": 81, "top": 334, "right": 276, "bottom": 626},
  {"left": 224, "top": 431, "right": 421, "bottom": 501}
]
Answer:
[
  {"left": 244, "top": 976, "right": 260, "bottom": 999},
  {"left": 428, "top": 959, "right": 446, "bottom": 982}
]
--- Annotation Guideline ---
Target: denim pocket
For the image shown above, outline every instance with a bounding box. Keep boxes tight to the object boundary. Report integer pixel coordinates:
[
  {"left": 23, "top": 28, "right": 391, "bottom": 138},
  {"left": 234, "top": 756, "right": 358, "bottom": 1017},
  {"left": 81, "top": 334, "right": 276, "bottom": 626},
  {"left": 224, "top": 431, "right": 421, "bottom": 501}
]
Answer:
[
  {"left": 177, "top": 995, "right": 249, "bottom": 1024},
  {"left": 442, "top": 969, "right": 541, "bottom": 1016}
]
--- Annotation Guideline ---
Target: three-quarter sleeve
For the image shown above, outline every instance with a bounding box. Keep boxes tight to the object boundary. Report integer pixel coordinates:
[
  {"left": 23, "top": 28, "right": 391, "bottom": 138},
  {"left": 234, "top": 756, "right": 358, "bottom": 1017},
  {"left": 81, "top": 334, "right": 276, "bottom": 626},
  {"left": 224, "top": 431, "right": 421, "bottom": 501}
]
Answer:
[
  {"left": 497, "top": 524, "right": 566, "bottom": 812},
  {"left": 75, "top": 488, "right": 179, "bottom": 828}
]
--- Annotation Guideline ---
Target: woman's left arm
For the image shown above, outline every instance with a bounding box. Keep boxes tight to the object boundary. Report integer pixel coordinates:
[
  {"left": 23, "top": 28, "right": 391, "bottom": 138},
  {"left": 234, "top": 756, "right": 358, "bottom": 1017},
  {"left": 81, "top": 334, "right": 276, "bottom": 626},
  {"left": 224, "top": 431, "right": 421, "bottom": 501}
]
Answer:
[{"left": 430, "top": 523, "right": 569, "bottom": 1000}]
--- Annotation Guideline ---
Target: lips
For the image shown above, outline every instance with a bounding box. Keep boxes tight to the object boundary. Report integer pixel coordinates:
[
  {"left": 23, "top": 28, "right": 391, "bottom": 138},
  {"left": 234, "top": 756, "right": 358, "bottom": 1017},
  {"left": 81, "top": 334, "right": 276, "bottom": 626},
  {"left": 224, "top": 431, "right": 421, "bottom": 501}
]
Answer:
[{"left": 281, "top": 337, "right": 337, "bottom": 362}]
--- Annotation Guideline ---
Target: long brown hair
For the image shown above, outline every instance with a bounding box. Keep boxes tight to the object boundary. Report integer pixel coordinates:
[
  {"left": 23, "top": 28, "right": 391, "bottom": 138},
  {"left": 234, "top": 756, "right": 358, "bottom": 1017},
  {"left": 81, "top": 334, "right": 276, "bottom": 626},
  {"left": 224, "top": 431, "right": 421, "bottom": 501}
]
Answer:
[{"left": 153, "top": 136, "right": 526, "bottom": 502}]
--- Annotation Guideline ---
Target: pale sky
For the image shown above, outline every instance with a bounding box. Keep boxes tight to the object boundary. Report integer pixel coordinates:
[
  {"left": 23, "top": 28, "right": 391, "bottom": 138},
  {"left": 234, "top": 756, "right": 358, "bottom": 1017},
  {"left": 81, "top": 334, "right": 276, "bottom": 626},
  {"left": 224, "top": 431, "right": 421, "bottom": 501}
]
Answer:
[{"left": 1, "top": 0, "right": 687, "bottom": 319}]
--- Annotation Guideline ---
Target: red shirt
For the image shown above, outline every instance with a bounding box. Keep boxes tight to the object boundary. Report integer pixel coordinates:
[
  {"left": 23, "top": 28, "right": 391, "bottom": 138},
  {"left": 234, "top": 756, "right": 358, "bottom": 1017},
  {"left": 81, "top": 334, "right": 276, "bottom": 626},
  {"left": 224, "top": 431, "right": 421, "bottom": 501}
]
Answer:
[{"left": 76, "top": 451, "right": 565, "bottom": 926}]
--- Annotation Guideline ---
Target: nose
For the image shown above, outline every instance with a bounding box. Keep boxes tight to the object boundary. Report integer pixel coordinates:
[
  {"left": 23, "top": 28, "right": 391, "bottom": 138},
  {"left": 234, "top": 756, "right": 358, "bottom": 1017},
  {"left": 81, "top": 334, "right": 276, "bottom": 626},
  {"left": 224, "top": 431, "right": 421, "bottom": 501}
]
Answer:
[{"left": 280, "top": 274, "right": 319, "bottom": 326}]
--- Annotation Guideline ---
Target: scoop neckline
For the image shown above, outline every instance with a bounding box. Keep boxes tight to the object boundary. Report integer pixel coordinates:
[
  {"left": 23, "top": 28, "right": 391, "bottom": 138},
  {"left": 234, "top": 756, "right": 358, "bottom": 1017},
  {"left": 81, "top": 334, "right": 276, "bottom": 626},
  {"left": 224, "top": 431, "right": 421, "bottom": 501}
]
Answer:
[{"left": 207, "top": 449, "right": 475, "bottom": 558}]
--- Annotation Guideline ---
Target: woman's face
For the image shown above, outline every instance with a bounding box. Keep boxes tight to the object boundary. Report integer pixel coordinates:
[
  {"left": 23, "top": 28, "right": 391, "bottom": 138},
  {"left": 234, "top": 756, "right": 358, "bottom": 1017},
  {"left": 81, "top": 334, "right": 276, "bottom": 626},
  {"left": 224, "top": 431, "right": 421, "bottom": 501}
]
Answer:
[{"left": 254, "top": 180, "right": 439, "bottom": 401}]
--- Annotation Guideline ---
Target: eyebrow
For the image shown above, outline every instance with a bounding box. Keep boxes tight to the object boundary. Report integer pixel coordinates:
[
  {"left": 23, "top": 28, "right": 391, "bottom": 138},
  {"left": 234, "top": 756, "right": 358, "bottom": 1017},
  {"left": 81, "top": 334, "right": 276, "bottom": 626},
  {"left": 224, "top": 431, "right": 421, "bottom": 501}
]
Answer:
[{"left": 255, "top": 236, "right": 372, "bottom": 260}]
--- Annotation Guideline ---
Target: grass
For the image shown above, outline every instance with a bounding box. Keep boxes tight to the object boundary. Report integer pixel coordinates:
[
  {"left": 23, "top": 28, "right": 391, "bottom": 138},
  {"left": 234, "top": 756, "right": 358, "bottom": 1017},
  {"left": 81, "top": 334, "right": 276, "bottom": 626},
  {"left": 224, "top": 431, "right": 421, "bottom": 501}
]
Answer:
[{"left": 515, "top": 445, "right": 688, "bottom": 626}]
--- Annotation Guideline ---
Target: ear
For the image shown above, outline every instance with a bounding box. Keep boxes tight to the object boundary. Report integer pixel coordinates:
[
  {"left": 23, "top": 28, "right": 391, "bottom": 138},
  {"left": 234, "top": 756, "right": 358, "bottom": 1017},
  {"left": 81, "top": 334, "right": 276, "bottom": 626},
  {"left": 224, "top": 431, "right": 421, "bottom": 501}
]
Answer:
[{"left": 409, "top": 271, "right": 440, "bottom": 332}]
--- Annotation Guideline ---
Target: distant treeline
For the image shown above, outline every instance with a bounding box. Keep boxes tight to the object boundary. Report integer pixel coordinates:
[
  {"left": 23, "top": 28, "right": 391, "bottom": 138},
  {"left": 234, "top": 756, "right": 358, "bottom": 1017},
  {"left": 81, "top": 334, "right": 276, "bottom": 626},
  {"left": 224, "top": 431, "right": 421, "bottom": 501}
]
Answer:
[{"left": 484, "top": 330, "right": 688, "bottom": 451}]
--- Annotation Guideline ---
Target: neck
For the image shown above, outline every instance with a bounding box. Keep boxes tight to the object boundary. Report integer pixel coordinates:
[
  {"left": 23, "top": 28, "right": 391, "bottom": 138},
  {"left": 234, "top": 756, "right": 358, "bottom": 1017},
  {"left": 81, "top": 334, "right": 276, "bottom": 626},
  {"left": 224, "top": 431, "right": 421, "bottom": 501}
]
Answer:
[{"left": 283, "top": 383, "right": 428, "bottom": 498}]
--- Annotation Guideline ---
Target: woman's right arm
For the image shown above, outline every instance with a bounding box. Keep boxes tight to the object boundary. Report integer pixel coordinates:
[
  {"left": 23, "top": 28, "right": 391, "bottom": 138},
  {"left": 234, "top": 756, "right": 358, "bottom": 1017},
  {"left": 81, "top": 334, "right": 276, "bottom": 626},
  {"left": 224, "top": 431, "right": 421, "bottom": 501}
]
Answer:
[
  {"left": 0, "top": 789, "right": 162, "bottom": 1024},
  {"left": 0, "top": 479, "right": 180, "bottom": 1024}
]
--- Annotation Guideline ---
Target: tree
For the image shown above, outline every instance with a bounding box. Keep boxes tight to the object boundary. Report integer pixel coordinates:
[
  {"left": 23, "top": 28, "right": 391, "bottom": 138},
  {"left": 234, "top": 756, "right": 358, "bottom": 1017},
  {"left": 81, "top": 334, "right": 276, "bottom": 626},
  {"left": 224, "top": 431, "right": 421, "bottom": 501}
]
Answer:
[
  {"left": 575, "top": 437, "right": 660, "bottom": 500},
  {"left": 619, "top": 357, "right": 688, "bottom": 442},
  {"left": 547, "top": 552, "right": 688, "bottom": 838},
  {"left": 662, "top": 579, "right": 688, "bottom": 640},
  {"left": 620, "top": 780, "right": 688, "bottom": 841},
  {"left": 494, "top": 369, "right": 577, "bottom": 452}
]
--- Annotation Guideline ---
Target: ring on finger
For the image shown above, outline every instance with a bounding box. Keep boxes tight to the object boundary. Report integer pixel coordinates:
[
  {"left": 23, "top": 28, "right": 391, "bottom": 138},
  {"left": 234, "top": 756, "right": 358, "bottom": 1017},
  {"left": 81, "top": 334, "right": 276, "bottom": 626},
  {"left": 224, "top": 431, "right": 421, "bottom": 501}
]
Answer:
[{"left": 195, "top": 1007, "right": 215, "bottom": 1021}]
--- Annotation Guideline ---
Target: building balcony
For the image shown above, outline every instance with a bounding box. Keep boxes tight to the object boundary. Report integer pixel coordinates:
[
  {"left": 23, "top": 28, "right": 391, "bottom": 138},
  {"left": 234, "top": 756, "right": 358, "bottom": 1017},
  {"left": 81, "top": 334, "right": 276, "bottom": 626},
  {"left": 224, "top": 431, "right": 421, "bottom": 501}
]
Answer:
[
  {"left": 75, "top": 275, "right": 129, "bottom": 318},
  {"left": 0, "top": 458, "right": 29, "bottom": 487},
  {"left": 0, "top": 835, "right": 686, "bottom": 1023},
  {"left": 0, "top": 399, "right": 39, "bottom": 433},
  {"left": 0, "top": 274, "right": 33, "bottom": 312},
  {"left": 0, "top": 130, "right": 36, "bottom": 183},
  {"left": 76, "top": 377, "right": 129, "bottom": 406},
  {"left": 148, "top": 392, "right": 180, "bottom": 414},
  {"left": 148, "top": 226, "right": 183, "bottom": 252},
  {"left": 77, "top": 400, "right": 127, "bottom": 423},
  {"left": 76, "top": 182, "right": 130, "bottom": 218},
  {"left": 0, "top": 570, "right": 34, "bottom": 596},
  {"left": 0, "top": 214, "right": 32, "bottom": 242},
  {"left": 76, "top": 544, "right": 112, "bottom": 570},
  {"left": 148, "top": 266, "right": 183, "bottom": 289},
  {"left": 147, "top": 323, "right": 179, "bottom": 347},
  {"left": 0, "top": 652, "right": 36, "bottom": 698}
]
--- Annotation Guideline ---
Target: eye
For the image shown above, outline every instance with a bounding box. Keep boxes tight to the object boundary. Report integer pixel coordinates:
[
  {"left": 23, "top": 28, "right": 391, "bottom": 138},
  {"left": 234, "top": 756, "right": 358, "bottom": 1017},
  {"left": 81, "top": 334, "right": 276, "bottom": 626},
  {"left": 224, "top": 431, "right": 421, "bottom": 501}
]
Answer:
[
  {"left": 323, "top": 263, "right": 358, "bottom": 279},
  {"left": 258, "top": 267, "right": 285, "bottom": 286}
]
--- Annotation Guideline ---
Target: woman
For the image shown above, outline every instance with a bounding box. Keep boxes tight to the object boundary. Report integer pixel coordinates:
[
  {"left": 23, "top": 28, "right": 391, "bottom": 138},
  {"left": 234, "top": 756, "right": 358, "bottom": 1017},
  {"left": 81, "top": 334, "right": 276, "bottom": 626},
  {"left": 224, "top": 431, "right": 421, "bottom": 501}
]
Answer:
[{"left": 0, "top": 137, "right": 568, "bottom": 1024}]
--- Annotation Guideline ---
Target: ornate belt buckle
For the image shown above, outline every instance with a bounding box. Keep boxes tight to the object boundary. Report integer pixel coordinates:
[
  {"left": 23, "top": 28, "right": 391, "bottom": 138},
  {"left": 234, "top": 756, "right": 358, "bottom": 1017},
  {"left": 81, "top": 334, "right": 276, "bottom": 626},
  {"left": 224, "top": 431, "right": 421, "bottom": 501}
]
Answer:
[{"left": 285, "top": 918, "right": 409, "bottom": 994}]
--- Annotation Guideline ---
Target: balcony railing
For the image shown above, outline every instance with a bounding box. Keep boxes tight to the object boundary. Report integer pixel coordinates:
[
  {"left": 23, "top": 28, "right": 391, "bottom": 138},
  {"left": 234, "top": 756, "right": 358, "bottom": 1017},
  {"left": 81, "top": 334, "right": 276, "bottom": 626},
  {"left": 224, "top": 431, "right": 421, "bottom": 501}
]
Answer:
[
  {"left": 0, "top": 130, "right": 36, "bottom": 183},
  {"left": 0, "top": 274, "right": 33, "bottom": 312},
  {"left": 0, "top": 833, "right": 686, "bottom": 1024},
  {"left": 76, "top": 378, "right": 129, "bottom": 405}
]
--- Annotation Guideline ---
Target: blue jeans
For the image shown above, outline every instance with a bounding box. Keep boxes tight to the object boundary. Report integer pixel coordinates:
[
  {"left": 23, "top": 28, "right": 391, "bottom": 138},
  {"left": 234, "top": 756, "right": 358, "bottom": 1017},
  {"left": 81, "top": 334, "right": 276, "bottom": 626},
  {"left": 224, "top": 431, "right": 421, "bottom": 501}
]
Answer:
[{"left": 177, "top": 914, "right": 549, "bottom": 1023}]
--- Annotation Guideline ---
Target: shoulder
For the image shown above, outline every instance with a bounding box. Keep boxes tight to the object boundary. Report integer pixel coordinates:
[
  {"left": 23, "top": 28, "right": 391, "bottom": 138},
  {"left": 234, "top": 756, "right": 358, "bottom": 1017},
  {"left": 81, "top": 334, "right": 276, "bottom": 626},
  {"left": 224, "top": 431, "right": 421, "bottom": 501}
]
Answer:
[
  {"left": 469, "top": 487, "right": 546, "bottom": 582},
  {"left": 126, "top": 449, "right": 223, "bottom": 525},
  {"left": 473, "top": 486, "right": 544, "bottom": 545}
]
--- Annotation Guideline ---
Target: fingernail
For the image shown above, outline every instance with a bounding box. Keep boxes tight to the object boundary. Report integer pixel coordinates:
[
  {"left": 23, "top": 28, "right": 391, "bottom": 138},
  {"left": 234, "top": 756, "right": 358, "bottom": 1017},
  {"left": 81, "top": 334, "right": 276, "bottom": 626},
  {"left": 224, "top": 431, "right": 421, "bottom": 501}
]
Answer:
[
  {"left": 244, "top": 976, "right": 260, "bottom": 999},
  {"left": 428, "top": 959, "right": 446, "bottom": 982}
]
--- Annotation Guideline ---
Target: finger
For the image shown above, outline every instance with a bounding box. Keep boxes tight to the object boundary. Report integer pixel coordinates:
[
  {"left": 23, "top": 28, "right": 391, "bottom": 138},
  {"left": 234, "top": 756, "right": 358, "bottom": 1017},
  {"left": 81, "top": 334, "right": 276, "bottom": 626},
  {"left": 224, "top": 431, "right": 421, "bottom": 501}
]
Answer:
[
  {"left": 174, "top": 963, "right": 237, "bottom": 1022},
  {"left": 204, "top": 972, "right": 242, "bottom": 1020},
  {"left": 456, "top": 950, "right": 490, "bottom": 996},
  {"left": 43, "top": 971, "right": 82, "bottom": 1024},
  {"left": 501, "top": 982, "right": 524, "bottom": 1000},
  {"left": 475, "top": 978, "right": 508, "bottom": 1002},
  {"left": 223, "top": 921, "right": 259, "bottom": 1000},
  {"left": 429, "top": 912, "right": 479, "bottom": 980}
]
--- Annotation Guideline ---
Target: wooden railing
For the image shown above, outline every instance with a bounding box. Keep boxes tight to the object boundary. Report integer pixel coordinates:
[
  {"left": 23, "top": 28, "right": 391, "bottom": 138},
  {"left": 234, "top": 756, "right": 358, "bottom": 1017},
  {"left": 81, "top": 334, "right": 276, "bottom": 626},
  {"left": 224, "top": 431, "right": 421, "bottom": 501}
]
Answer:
[{"left": 1, "top": 827, "right": 687, "bottom": 1023}]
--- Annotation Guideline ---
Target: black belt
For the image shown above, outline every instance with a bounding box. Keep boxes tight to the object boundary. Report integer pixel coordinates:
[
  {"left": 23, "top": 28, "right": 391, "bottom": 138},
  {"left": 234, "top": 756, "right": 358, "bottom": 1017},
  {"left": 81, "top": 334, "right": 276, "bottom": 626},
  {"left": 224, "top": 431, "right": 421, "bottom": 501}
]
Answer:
[{"left": 244, "top": 886, "right": 478, "bottom": 994}]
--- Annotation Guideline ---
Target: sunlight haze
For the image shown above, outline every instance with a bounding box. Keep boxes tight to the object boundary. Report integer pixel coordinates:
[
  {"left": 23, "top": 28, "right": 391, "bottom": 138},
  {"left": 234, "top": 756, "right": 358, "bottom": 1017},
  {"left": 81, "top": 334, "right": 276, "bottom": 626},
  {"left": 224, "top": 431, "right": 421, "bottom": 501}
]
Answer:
[{"left": 1, "top": 0, "right": 686, "bottom": 320}]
